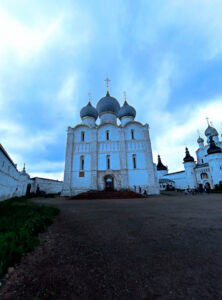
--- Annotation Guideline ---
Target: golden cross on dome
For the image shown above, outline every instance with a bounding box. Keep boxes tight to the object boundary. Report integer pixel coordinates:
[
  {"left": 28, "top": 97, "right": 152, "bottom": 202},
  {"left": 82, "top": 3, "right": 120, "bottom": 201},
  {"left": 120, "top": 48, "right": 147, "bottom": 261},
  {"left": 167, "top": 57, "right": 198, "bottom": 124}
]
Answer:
[
  {"left": 104, "top": 78, "right": 111, "bottom": 91},
  {"left": 206, "top": 117, "right": 209, "bottom": 126},
  {"left": 123, "top": 91, "right": 127, "bottom": 102},
  {"left": 88, "top": 92, "right": 91, "bottom": 103}
]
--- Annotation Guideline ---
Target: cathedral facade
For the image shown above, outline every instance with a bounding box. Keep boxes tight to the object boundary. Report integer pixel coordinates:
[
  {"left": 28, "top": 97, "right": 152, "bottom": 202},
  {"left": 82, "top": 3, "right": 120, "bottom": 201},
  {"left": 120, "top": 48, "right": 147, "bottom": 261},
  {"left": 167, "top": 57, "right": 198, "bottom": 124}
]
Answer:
[
  {"left": 157, "top": 123, "right": 222, "bottom": 190},
  {"left": 62, "top": 85, "right": 160, "bottom": 196}
]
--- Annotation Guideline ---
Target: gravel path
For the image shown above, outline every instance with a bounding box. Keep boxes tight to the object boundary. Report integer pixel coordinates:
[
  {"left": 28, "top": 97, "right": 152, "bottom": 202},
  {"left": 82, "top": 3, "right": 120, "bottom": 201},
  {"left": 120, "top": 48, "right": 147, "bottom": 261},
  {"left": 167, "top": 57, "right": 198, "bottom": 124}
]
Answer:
[{"left": 1, "top": 194, "right": 222, "bottom": 299}]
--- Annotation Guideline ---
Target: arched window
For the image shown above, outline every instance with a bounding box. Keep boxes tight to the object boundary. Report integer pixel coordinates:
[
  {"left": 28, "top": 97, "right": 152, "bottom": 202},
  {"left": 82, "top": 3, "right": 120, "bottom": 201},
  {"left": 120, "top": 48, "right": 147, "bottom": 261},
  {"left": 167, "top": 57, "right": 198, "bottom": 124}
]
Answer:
[
  {"left": 201, "top": 172, "right": 208, "bottom": 179},
  {"left": 106, "top": 155, "right": 110, "bottom": 169},
  {"left": 106, "top": 130, "right": 109, "bottom": 140},
  {"left": 81, "top": 131, "right": 85, "bottom": 142},
  {"left": 80, "top": 155, "right": 84, "bottom": 170},
  {"left": 131, "top": 129, "right": 135, "bottom": 140},
  {"left": 132, "top": 154, "right": 136, "bottom": 169}
]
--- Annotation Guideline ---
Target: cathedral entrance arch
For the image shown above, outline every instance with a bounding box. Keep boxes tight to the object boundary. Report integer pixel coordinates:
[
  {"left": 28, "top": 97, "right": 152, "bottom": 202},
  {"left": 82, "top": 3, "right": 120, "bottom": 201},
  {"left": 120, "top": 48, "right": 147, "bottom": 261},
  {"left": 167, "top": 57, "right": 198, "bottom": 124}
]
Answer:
[
  {"left": 204, "top": 182, "right": 211, "bottom": 190},
  {"left": 104, "top": 175, "right": 114, "bottom": 191}
]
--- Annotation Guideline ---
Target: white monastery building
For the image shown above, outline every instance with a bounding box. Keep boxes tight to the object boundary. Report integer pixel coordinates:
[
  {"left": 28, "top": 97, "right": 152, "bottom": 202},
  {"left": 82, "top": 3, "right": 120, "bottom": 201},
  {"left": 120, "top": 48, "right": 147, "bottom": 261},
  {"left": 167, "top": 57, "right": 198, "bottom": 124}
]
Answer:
[
  {"left": 0, "top": 143, "right": 62, "bottom": 201},
  {"left": 62, "top": 81, "right": 160, "bottom": 196},
  {"left": 157, "top": 122, "right": 222, "bottom": 190}
]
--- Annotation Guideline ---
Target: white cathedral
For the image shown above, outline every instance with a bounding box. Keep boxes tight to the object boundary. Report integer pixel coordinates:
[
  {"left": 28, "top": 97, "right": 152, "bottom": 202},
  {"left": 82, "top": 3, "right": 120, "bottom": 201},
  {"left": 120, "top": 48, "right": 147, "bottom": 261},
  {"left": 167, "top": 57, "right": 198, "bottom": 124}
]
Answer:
[
  {"left": 157, "top": 123, "right": 222, "bottom": 191},
  {"left": 62, "top": 82, "right": 160, "bottom": 196}
]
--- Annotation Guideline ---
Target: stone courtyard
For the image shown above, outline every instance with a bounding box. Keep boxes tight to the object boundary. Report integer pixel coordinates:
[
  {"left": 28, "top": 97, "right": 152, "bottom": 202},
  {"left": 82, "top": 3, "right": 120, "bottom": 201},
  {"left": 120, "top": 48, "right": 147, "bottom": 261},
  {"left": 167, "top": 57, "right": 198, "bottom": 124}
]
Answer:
[{"left": 1, "top": 193, "right": 222, "bottom": 299}]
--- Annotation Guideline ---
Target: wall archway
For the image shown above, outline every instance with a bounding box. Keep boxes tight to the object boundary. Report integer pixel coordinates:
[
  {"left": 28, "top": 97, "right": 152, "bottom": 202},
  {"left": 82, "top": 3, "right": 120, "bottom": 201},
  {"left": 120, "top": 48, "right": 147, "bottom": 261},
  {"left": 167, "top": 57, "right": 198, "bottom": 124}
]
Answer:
[{"left": 26, "top": 183, "right": 31, "bottom": 195}]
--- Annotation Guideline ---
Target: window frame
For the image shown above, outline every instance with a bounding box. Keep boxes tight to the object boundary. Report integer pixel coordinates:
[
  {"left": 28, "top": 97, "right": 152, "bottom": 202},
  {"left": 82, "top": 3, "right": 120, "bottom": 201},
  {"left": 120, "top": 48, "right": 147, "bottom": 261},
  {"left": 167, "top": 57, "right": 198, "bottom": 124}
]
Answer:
[
  {"left": 132, "top": 154, "right": 136, "bottom": 169},
  {"left": 106, "top": 155, "right": 110, "bottom": 170},
  {"left": 106, "top": 130, "right": 110, "bottom": 141},
  {"left": 80, "top": 155, "right": 84, "bottom": 170},
  {"left": 81, "top": 131, "right": 85, "bottom": 142}
]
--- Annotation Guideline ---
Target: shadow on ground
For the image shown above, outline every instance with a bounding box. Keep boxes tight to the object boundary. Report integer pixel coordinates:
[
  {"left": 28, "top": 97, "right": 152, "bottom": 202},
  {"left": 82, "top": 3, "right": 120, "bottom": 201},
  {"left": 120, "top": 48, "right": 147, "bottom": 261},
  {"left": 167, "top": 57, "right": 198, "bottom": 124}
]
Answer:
[{"left": 1, "top": 193, "right": 222, "bottom": 299}]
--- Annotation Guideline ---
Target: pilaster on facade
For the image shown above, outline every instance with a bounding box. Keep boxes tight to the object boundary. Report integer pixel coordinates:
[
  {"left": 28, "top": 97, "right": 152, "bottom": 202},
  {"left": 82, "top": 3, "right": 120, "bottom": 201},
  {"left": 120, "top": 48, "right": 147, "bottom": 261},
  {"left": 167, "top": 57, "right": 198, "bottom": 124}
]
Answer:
[
  {"left": 119, "top": 128, "right": 128, "bottom": 189},
  {"left": 62, "top": 127, "right": 74, "bottom": 195},
  {"left": 90, "top": 129, "right": 98, "bottom": 190},
  {"left": 143, "top": 128, "right": 159, "bottom": 191}
]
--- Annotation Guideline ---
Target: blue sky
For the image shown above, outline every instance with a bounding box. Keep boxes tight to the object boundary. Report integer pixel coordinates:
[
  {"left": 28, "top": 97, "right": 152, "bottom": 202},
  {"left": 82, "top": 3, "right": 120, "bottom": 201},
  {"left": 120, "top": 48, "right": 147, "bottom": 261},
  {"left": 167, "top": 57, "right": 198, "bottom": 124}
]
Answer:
[{"left": 0, "top": 0, "right": 222, "bottom": 179}]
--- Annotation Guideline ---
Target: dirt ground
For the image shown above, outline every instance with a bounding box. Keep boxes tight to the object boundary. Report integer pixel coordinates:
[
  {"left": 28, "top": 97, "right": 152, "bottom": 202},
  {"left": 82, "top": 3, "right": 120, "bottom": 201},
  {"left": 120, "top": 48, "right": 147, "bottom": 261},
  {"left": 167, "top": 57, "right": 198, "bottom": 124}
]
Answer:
[{"left": 1, "top": 193, "right": 222, "bottom": 300}]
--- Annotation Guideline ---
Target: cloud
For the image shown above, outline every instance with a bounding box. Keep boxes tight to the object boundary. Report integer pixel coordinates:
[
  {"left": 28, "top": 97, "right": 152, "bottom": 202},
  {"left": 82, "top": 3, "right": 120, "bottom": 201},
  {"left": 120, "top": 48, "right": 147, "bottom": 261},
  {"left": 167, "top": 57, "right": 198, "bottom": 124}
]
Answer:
[
  {"left": 30, "top": 172, "right": 64, "bottom": 181},
  {"left": 0, "top": 0, "right": 222, "bottom": 183},
  {"left": 0, "top": 7, "right": 64, "bottom": 64},
  {"left": 56, "top": 74, "right": 79, "bottom": 118}
]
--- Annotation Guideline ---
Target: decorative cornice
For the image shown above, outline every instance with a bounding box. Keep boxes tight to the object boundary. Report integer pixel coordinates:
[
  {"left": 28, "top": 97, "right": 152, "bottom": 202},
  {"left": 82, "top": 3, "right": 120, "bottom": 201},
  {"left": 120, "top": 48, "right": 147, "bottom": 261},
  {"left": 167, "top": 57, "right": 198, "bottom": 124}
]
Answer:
[
  {"left": 119, "top": 115, "right": 134, "bottom": 120},
  {"left": 73, "top": 123, "right": 91, "bottom": 129},
  {"left": 81, "top": 116, "right": 96, "bottom": 121},
  {"left": 122, "top": 120, "right": 144, "bottom": 128},
  {"left": 99, "top": 111, "right": 117, "bottom": 117},
  {"left": 97, "top": 122, "right": 119, "bottom": 128}
]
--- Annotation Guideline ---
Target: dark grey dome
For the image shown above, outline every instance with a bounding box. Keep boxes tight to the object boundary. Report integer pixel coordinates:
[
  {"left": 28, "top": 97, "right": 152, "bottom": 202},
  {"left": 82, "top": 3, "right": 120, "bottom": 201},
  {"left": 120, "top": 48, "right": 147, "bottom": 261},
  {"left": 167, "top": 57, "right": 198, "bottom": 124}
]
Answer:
[
  {"left": 207, "top": 136, "right": 222, "bottom": 155},
  {"left": 80, "top": 102, "right": 98, "bottom": 119},
  {"left": 205, "top": 125, "right": 218, "bottom": 137},
  {"left": 157, "top": 155, "right": 167, "bottom": 171},
  {"left": 118, "top": 100, "right": 136, "bottom": 119},
  {"left": 183, "top": 147, "right": 195, "bottom": 163},
  {"left": 96, "top": 91, "right": 120, "bottom": 115},
  {"left": 197, "top": 136, "right": 204, "bottom": 143}
]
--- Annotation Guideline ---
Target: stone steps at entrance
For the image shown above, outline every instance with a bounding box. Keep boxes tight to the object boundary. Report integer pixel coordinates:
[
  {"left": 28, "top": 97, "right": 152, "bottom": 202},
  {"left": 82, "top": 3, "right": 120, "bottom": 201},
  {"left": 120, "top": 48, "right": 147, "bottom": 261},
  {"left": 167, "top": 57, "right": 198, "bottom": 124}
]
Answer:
[{"left": 69, "top": 191, "right": 145, "bottom": 200}]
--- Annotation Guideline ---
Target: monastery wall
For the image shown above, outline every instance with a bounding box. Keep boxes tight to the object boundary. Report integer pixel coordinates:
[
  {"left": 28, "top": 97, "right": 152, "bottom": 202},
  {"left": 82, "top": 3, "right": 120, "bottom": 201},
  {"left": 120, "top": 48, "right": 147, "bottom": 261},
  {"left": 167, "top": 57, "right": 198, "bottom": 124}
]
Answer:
[
  {"left": 32, "top": 177, "right": 63, "bottom": 194},
  {"left": 0, "top": 144, "right": 63, "bottom": 200},
  {"left": 0, "top": 145, "right": 31, "bottom": 201},
  {"left": 164, "top": 172, "right": 187, "bottom": 189}
]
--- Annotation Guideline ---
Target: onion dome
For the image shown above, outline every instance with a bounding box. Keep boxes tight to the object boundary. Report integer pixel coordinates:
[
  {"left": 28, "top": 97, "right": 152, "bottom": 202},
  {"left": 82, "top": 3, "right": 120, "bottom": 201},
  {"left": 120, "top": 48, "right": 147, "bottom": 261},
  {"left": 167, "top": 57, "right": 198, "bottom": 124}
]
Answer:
[
  {"left": 80, "top": 102, "right": 98, "bottom": 120},
  {"left": 21, "top": 164, "right": 26, "bottom": 175},
  {"left": 197, "top": 136, "right": 204, "bottom": 143},
  {"left": 207, "top": 136, "right": 222, "bottom": 155},
  {"left": 118, "top": 100, "right": 136, "bottom": 119},
  {"left": 21, "top": 164, "right": 30, "bottom": 178},
  {"left": 157, "top": 155, "right": 167, "bottom": 171},
  {"left": 205, "top": 125, "right": 218, "bottom": 137},
  {"left": 96, "top": 91, "right": 120, "bottom": 115},
  {"left": 183, "top": 147, "right": 195, "bottom": 163}
]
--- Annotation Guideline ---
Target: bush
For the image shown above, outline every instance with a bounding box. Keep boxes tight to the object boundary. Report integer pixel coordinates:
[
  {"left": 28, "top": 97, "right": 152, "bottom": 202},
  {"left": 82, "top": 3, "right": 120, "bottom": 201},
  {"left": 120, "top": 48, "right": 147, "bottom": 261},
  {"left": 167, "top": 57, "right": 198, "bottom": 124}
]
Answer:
[{"left": 0, "top": 196, "right": 59, "bottom": 277}]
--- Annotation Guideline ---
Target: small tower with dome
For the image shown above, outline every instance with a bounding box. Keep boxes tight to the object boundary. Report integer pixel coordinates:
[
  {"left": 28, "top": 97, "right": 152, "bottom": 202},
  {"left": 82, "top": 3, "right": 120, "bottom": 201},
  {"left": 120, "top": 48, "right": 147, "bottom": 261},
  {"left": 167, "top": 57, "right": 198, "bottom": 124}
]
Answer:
[
  {"left": 118, "top": 92, "right": 136, "bottom": 126},
  {"left": 197, "top": 136, "right": 204, "bottom": 149},
  {"left": 156, "top": 155, "right": 168, "bottom": 178},
  {"left": 183, "top": 147, "right": 197, "bottom": 189},
  {"left": 80, "top": 95, "right": 98, "bottom": 128},
  {"left": 205, "top": 119, "right": 219, "bottom": 143}
]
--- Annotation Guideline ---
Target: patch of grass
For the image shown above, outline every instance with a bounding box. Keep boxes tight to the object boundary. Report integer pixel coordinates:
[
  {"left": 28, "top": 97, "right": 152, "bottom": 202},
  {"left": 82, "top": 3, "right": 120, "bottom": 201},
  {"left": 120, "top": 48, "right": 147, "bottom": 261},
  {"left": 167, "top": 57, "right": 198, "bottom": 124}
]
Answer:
[{"left": 0, "top": 196, "right": 59, "bottom": 278}]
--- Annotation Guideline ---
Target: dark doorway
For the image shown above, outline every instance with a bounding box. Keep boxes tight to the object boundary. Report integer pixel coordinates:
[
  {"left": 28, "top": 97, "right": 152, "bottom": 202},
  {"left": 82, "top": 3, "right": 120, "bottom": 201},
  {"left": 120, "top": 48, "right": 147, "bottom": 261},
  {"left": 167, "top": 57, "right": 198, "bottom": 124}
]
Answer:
[
  {"left": 204, "top": 182, "right": 211, "bottom": 190},
  {"left": 26, "top": 183, "right": 31, "bottom": 195},
  {"left": 104, "top": 175, "right": 114, "bottom": 191}
]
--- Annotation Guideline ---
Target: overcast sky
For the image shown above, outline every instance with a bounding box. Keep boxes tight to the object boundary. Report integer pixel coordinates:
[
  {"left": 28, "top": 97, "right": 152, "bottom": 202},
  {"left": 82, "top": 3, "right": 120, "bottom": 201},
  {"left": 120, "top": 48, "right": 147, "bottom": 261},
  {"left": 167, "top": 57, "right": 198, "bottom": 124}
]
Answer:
[{"left": 0, "top": 0, "right": 222, "bottom": 180}]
